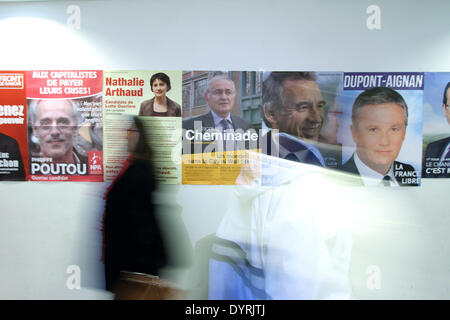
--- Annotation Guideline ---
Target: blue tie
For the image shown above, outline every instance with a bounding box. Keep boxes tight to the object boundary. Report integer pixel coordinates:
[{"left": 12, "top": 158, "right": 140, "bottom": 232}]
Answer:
[
  {"left": 220, "top": 119, "right": 231, "bottom": 151},
  {"left": 220, "top": 119, "right": 231, "bottom": 130}
]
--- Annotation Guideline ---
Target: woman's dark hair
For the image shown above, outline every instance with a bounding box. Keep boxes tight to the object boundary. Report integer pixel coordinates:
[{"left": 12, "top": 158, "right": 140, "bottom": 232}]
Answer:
[
  {"left": 150, "top": 72, "right": 171, "bottom": 92},
  {"left": 131, "top": 116, "right": 153, "bottom": 162}
]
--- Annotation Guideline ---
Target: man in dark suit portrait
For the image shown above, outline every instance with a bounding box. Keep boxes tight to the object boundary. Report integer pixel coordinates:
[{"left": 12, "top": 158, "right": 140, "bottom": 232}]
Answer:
[
  {"left": 342, "top": 87, "right": 418, "bottom": 186},
  {"left": 0, "top": 132, "right": 26, "bottom": 181},
  {"left": 182, "top": 75, "right": 252, "bottom": 154},
  {"left": 261, "top": 72, "right": 327, "bottom": 167},
  {"left": 423, "top": 81, "right": 450, "bottom": 178}
]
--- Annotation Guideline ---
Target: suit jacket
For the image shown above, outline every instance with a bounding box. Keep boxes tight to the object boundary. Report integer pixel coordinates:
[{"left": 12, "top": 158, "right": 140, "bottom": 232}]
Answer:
[
  {"left": 139, "top": 96, "right": 181, "bottom": 117},
  {"left": 183, "top": 111, "right": 251, "bottom": 131},
  {"left": 260, "top": 130, "right": 324, "bottom": 167},
  {"left": 341, "top": 155, "right": 419, "bottom": 186},
  {"left": 182, "top": 111, "right": 253, "bottom": 154},
  {"left": 423, "top": 136, "right": 450, "bottom": 178},
  {"left": 104, "top": 159, "right": 167, "bottom": 291},
  {"left": 0, "top": 132, "right": 25, "bottom": 181}
]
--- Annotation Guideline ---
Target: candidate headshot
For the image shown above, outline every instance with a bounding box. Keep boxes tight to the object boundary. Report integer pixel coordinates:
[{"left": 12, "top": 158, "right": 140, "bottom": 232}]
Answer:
[
  {"left": 183, "top": 75, "right": 252, "bottom": 132},
  {"left": 263, "top": 72, "right": 325, "bottom": 142},
  {"left": 443, "top": 82, "right": 450, "bottom": 125},
  {"left": 342, "top": 87, "right": 417, "bottom": 186},
  {"left": 182, "top": 75, "right": 253, "bottom": 154},
  {"left": 29, "top": 99, "right": 86, "bottom": 164},
  {"left": 139, "top": 72, "right": 181, "bottom": 117},
  {"left": 423, "top": 81, "right": 450, "bottom": 178},
  {"left": 261, "top": 72, "right": 327, "bottom": 166}
]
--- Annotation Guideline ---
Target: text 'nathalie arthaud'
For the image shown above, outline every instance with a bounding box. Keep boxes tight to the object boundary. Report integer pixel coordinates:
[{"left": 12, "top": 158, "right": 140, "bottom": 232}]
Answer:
[{"left": 185, "top": 304, "right": 265, "bottom": 317}]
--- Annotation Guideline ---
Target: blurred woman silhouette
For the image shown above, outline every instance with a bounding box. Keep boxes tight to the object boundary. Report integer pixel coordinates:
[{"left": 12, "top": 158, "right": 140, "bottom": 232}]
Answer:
[{"left": 103, "top": 116, "right": 168, "bottom": 298}]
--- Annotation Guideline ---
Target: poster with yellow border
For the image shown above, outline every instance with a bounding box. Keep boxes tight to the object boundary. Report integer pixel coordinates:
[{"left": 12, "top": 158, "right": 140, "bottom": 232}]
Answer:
[{"left": 181, "top": 71, "right": 261, "bottom": 185}]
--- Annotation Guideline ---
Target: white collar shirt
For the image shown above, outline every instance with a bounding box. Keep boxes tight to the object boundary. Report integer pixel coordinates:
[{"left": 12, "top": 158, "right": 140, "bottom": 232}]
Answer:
[{"left": 354, "top": 152, "right": 398, "bottom": 187}]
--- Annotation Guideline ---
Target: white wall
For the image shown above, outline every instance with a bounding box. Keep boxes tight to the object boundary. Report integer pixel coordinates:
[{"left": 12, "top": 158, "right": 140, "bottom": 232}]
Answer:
[{"left": 0, "top": 0, "right": 449, "bottom": 299}]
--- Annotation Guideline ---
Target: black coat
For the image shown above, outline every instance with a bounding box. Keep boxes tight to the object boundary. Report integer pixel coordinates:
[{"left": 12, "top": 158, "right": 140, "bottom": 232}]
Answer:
[
  {"left": 104, "top": 159, "right": 167, "bottom": 291},
  {"left": 423, "top": 136, "right": 450, "bottom": 178},
  {"left": 0, "top": 132, "right": 25, "bottom": 181}
]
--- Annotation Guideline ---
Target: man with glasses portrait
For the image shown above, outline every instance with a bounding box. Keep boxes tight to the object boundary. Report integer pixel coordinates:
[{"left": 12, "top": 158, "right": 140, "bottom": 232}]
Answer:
[
  {"left": 29, "top": 99, "right": 87, "bottom": 165},
  {"left": 182, "top": 75, "right": 252, "bottom": 154}
]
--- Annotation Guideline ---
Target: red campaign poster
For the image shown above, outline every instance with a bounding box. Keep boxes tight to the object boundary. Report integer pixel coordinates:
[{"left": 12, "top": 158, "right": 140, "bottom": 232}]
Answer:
[
  {"left": 0, "top": 71, "right": 28, "bottom": 181},
  {"left": 26, "top": 70, "right": 103, "bottom": 182}
]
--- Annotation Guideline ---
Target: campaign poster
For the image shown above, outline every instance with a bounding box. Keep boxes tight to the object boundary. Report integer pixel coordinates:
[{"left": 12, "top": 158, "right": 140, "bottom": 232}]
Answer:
[
  {"left": 339, "top": 72, "right": 423, "bottom": 187},
  {"left": 258, "top": 71, "right": 343, "bottom": 186},
  {"left": 0, "top": 71, "right": 28, "bottom": 181},
  {"left": 103, "top": 70, "right": 182, "bottom": 184},
  {"left": 26, "top": 70, "right": 103, "bottom": 182},
  {"left": 422, "top": 72, "right": 450, "bottom": 178},
  {"left": 181, "top": 71, "right": 261, "bottom": 185}
]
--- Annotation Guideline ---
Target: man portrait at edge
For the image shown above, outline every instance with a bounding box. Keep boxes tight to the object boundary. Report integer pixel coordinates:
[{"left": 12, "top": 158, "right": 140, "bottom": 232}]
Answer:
[
  {"left": 423, "top": 81, "right": 450, "bottom": 178},
  {"left": 0, "top": 132, "right": 26, "bottom": 181}
]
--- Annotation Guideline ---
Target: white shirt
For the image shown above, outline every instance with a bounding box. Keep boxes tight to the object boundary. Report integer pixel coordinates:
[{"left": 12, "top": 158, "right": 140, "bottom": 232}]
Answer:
[{"left": 354, "top": 152, "right": 399, "bottom": 187}]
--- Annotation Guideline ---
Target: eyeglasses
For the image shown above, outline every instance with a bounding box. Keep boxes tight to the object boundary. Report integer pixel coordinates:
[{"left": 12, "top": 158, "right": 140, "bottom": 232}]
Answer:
[
  {"left": 210, "top": 89, "right": 235, "bottom": 97},
  {"left": 36, "top": 125, "right": 75, "bottom": 132}
]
